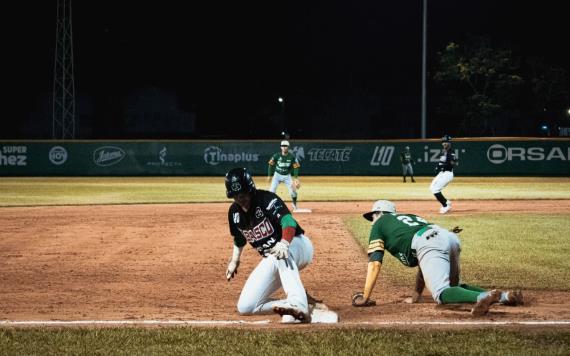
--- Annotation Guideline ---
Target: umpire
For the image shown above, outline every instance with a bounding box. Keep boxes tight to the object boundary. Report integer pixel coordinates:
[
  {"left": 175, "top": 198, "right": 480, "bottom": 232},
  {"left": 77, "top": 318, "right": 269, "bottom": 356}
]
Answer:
[{"left": 400, "top": 146, "right": 415, "bottom": 183}]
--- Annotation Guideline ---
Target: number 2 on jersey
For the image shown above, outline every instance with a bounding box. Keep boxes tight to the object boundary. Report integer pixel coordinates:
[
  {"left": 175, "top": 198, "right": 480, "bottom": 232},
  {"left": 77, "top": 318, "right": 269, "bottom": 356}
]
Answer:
[{"left": 397, "top": 215, "right": 427, "bottom": 227}]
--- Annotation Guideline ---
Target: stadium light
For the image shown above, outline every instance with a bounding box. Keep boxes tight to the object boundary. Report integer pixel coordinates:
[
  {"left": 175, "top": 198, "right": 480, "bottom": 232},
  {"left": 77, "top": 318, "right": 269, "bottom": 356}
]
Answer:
[
  {"left": 278, "top": 97, "right": 284, "bottom": 103},
  {"left": 567, "top": 108, "right": 570, "bottom": 116}
]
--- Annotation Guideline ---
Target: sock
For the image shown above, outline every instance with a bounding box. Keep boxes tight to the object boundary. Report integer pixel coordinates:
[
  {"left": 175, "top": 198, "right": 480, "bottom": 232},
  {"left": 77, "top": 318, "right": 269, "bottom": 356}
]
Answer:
[
  {"left": 440, "top": 286, "right": 481, "bottom": 304},
  {"left": 434, "top": 192, "right": 447, "bottom": 207},
  {"left": 459, "top": 283, "right": 487, "bottom": 292},
  {"left": 476, "top": 291, "right": 491, "bottom": 302},
  {"left": 292, "top": 195, "right": 297, "bottom": 206}
]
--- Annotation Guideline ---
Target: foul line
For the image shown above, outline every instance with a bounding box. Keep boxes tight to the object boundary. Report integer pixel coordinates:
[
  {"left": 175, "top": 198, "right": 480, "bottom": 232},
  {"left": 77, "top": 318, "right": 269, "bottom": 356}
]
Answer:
[{"left": 1, "top": 320, "right": 570, "bottom": 327}]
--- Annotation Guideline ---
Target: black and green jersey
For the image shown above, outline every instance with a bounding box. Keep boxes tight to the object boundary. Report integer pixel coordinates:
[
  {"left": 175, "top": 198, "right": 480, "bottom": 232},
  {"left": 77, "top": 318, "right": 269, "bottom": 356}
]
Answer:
[
  {"left": 400, "top": 151, "right": 413, "bottom": 164},
  {"left": 268, "top": 152, "right": 300, "bottom": 176},
  {"left": 367, "top": 213, "right": 430, "bottom": 267}
]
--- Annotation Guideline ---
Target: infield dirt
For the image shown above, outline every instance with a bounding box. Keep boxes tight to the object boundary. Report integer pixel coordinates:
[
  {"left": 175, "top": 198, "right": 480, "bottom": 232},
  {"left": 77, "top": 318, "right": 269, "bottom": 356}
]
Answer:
[{"left": 1, "top": 200, "right": 569, "bottom": 326}]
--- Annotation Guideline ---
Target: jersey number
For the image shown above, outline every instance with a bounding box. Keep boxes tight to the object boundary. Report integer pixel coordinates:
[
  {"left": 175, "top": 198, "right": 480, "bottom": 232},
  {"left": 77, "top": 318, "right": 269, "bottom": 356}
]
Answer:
[{"left": 397, "top": 215, "right": 427, "bottom": 227}]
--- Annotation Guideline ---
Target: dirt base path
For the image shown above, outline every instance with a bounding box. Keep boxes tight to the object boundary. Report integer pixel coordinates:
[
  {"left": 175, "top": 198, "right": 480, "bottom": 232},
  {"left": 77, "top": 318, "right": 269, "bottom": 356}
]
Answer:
[{"left": 1, "top": 200, "right": 569, "bottom": 325}]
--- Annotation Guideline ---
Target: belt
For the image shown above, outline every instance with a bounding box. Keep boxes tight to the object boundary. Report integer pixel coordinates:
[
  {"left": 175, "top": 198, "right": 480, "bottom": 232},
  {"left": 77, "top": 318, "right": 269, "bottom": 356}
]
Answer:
[{"left": 415, "top": 225, "right": 437, "bottom": 240}]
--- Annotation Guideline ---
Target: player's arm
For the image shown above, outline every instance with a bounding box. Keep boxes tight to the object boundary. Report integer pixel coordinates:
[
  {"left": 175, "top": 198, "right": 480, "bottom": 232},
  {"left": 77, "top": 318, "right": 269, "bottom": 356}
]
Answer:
[
  {"left": 267, "top": 196, "right": 297, "bottom": 259},
  {"left": 352, "top": 237, "right": 384, "bottom": 307},
  {"left": 226, "top": 211, "right": 247, "bottom": 281},
  {"left": 268, "top": 156, "right": 276, "bottom": 177},
  {"left": 292, "top": 160, "right": 300, "bottom": 179},
  {"left": 410, "top": 268, "right": 425, "bottom": 303}
]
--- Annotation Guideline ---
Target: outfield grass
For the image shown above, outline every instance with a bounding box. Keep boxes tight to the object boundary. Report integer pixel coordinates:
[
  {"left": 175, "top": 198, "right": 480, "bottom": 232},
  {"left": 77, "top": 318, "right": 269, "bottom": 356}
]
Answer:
[
  {"left": 1, "top": 328, "right": 569, "bottom": 356},
  {"left": 0, "top": 176, "right": 569, "bottom": 206},
  {"left": 345, "top": 213, "right": 570, "bottom": 291}
]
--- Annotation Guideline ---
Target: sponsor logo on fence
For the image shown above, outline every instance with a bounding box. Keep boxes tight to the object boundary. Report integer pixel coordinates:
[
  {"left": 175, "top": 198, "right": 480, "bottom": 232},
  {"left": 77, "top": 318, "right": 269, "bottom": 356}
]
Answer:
[
  {"left": 146, "top": 146, "right": 182, "bottom": 167},
  {"left": 487, "top": 144, "right": 569, "bottom": 164},
  {"left": 203, "top": 146, "right": 259, "bottom": 166},
  {"left": 93, "top": 146, "right": 126, "bottom": 167},
  {"left": 370, "top": 146, "right": 394, "bottom": 166},
  {"left": 0, "top": 145, "right": 27, "bottom": 166},
  {"left": 49, "top": 146, "right": 68, "bottom": 165},
  {"left": 292, "top": 146, "right": 352, "bottom": 162}
]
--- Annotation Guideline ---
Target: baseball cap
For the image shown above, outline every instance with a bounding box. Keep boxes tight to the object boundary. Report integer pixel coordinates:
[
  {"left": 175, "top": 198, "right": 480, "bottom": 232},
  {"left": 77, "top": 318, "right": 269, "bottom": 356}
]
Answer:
[
  {"left": 363, "top": 200, "right": 397, "bottom": 221},
  {"left": 280, "top": 140, "right": 290, "bottom": 147}
]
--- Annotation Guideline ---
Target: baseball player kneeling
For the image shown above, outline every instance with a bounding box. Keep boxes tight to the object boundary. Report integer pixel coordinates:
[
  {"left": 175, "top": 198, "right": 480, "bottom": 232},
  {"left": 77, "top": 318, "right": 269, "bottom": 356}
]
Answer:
[
  {"left": 225, "top": 167, "right": 313, "bottom": 323},
  {"left": 351, "top": 200, "right": 523, "bottom": 316}
]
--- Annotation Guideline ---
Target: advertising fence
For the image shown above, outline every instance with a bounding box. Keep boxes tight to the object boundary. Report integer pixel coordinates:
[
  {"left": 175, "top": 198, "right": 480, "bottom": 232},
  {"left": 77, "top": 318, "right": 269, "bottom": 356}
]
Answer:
[{"left": 0, "top": 139, "right": 568, "bottom": 176}]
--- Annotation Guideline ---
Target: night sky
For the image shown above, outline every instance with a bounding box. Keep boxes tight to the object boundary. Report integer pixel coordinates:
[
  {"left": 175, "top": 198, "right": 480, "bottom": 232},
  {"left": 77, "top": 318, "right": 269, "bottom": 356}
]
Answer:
[{"left": 7, "top": 1, "right": 570, "bottom": 139}]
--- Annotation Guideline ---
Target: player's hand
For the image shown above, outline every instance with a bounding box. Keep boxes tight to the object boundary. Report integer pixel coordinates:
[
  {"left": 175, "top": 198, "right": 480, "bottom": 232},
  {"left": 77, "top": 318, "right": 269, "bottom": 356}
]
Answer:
[
  {"left": 226, "top": 260, "right": 240, "bottom": 281},
  {"left": 351, "top": 292, "right": 376, "bottom": 307},
  {"left": 269, "top": 240, "right": 289, "bottom": 260}
]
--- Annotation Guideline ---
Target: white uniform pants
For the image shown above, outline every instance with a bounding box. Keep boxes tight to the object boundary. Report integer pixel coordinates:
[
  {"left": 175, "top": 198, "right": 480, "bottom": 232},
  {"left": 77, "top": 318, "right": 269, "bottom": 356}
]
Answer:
[
  {"left": 402, "top": 163, "right": 414, "bottom": 176},
  {"left": 270, "top": 172, "right": 297, "bottom": 199},
  {"left": 237, "top": 234, "right": 313, "bottom": 315},
  {"left": 411, "top": 225, "right": 461, "bottom": 303},
  {"left": 430, "top": 171, "right": 454, "bottom": 194}
]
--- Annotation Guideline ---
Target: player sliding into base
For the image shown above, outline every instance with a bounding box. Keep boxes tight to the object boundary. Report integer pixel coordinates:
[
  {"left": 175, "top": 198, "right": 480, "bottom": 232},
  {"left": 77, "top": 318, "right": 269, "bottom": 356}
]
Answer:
[
  {"left": 224, "top": 167, "right": 314, "bottom": 323},
  {"left": 351, "top": 200, "right": 524, "bottom": 316}
]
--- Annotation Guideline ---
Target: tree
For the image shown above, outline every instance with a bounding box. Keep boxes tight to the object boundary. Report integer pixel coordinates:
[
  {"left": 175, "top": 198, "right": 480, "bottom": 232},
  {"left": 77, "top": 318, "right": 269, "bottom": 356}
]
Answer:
[{"left": 433, "top": 37, "right": 524, "bottom": 135}]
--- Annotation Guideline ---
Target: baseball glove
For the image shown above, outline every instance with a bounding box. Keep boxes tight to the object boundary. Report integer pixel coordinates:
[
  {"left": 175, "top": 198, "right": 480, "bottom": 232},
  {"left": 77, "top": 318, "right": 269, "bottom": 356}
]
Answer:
[
  {"left": 351, "top": 292, "right": 376, "bottom": 307},
  {"left": 451, "top": 226, "right": 463, "bottom": 233},
  {"left": 293, "top": 179, "right": 301, "bottom": 189}
]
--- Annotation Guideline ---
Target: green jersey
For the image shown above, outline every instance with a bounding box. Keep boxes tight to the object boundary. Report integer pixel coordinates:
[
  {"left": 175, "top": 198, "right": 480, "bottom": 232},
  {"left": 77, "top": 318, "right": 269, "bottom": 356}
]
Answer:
[
  {"left": 367, "top": 213, "right": 430, "bottom": 267},
  {"left": 268, "top": 152, "right": 300, "bottom": 176}
]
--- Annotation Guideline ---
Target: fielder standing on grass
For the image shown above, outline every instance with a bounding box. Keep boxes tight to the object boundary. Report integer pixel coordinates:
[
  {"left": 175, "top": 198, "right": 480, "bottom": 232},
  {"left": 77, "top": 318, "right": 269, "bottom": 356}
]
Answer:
[
  {"left": 225, "top": 167, "right": 314, "bottom": 323},
  {"left": 430, "top": 135, "right": 455, "bottom": 214},
  {"left": 351, "top": 200, "right": 523, "bottom": 316},
  {"left": 400, "top": 146, "right": 416, "bottom": 183},
  {"left": 267, "top": 140, "right": 301, "bottom": 211}
]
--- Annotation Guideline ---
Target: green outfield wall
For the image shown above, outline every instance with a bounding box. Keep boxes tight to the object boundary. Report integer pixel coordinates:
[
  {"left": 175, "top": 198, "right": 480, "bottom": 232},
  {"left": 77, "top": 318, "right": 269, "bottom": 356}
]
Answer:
[{"left": 0, "top": 139, "right": 568, "bottom": 176}]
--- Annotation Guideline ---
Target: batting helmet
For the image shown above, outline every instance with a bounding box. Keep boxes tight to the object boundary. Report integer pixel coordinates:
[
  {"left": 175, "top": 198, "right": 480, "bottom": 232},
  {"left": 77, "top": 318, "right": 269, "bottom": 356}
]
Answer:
[
  {"left": 363, "top": 200, "right": 397, "bottom": 221},
  {"left": 225, "top": 167, "right": 256, "bottom": 198}
]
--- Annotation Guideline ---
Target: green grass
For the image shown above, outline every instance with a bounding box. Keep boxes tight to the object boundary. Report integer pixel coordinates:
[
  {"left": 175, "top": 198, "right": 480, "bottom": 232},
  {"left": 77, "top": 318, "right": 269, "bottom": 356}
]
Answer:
[
  {"left": 345, "top": 213, "right": 570, "bottom": 291},
  {"left": 0, "top": 176, "right": 569, "bottom": 206},
  {"left": 1, "top": 328, "right": 569, "bottom": 356}
]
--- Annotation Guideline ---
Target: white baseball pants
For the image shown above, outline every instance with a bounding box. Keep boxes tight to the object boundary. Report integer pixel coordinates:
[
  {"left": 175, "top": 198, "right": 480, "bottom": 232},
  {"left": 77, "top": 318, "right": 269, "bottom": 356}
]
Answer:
[
  {"left": 269, "top": 173, "right": 297, "bottom": 198},
  {"left": 430, "top": 171, "right": 454, "bottom": 194},
  {"left": 236, "top": 234, "right": 313, "bottom": 315},
  {"left": 411, "top": 225, "right": 461, "bottom": 303}
]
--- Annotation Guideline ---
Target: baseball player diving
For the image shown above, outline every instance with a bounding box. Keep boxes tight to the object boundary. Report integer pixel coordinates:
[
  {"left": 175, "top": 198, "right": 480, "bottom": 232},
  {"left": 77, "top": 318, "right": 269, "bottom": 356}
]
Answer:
[
  {"left": 430, "top": 135, "right": 455, "bottom": 214},
  {"left": 225, "top": 167, "right": 314, "bottom": 323},
  {"left": 351, "top": 200, "right": 524, "bottom": 316},
  {"left": 267, "top": 140, "right": 301, "bottom": 211}
]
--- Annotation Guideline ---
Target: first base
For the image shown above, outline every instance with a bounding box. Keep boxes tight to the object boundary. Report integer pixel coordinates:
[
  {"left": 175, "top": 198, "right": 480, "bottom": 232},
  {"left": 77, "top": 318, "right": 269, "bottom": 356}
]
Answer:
[{"left": 293, "top": 208, "right": 312, "bottom": 213}]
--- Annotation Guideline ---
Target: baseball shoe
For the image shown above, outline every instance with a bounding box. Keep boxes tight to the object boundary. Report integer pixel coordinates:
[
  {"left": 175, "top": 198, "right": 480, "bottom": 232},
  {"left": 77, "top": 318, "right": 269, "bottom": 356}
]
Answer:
[
  {"left": 502, "top": 290, "right": 524, "bottom": 306},
  {"left": 306, "top": 291, "right": 323, "bottom": 306},
  {"left": 281, "top": 315, "right": 301, "bottom": 324},
  {"left": 439, "top": 201, "right": 452, "bottom": 214},
  {"left": 412, "top": 178, "right": 416, "bottom": 183},
  {"left": 272, "top": 302, "right": 311, "bottom": 323},
  {"left": 292, "top": 203, "right": 298, "bottom": 211},
  {"left": 471, "top": 289, "right": 501, "bottom": 316}
]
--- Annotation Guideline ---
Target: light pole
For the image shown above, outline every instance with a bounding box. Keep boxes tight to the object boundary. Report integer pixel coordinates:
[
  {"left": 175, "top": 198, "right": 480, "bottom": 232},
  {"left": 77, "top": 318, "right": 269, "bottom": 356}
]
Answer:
[{"left": 421, "top": 0, "right": 427, "bottom": 139}]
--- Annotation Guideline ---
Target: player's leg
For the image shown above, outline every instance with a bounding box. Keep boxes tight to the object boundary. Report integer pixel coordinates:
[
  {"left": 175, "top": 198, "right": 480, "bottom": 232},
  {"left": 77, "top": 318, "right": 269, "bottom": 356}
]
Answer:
[
  {"left": 413, "top": 227, "right": 484, "bottom": 304},
  {"left": 272, "top": 234, "right": 314, "bottom": 321},
  {"left": 269, "top": 173, "right": 280, "bottom": 193},
  {"left": 236, "top": 258, "right": 282, "bottom": 315},
  {"left": 283, "top": 175, "right": 298, "bottom": 209},
  {"left": 430, "top": 173, "right": 447, "bottom": 207},
  {"left": 402, "top": 164, "right": 407, "bottom": 182},
  {"left": 409, "top": 164, "right": 416, "bottom": 182}
]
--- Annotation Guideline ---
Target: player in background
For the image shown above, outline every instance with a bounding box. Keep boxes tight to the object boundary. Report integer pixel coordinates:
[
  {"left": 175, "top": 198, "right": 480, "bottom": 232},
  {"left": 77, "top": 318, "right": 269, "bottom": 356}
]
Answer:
[
  {"left": 351, "top": 200, "right": 524, "bottom": 316},
  {"left": 267, "top": 140, "right": 301, "bottom": 211},
  {"left": 430, "top": 135, "right": 455, "bottom": 214},
  {"left": 400, "top": 146, "right": 415, "bottom": 183},
  {"left": 225, "top": 167, "right": 314, "bottom": 323}
]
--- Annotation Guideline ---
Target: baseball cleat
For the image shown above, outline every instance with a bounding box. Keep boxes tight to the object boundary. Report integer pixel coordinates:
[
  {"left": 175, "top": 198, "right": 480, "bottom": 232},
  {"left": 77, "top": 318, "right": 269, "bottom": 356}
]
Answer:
[
  {"left": 272, "top": 303, "right": 311, "bottom": 323},
  {"left": 471, "top": 289, "right": 501, "bottom": 316},
  {"left": 502, "top": 290, "right": 524, "bottom": 306},
  {"left": 439, "top": 201, "right": 452, "bottom": 214}
]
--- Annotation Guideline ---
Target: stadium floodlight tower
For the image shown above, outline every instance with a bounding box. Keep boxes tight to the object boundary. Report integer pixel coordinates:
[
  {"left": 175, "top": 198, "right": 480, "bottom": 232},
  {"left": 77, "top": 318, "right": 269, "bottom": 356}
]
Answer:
[{"left": 52, "top": 0, "right": 75, "bottom": 139}]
